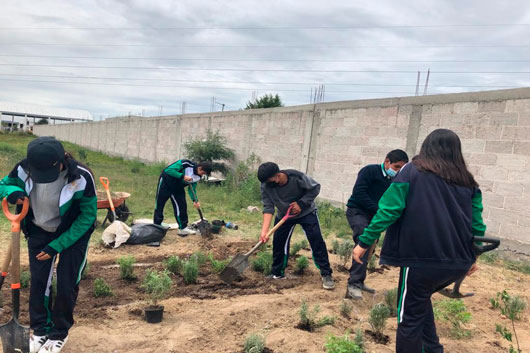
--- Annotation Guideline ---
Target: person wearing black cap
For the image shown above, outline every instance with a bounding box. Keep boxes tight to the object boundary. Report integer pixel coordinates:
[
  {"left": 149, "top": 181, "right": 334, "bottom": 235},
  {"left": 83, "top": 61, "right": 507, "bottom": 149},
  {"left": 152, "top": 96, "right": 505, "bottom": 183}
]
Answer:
[
  {"left": 257, "top": 162, "right": 334, "bottom": 289},
  {"left": 0, "top": 136, "right": 97, "bottom": 353},
  {"left": 153, "top": 159, "right": 212, "bottom": 235}
]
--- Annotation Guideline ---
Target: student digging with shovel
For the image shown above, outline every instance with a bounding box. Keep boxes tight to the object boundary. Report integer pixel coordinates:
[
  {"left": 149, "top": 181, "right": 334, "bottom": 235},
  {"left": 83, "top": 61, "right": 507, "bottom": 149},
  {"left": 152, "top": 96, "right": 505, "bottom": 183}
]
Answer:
[
  {"left": 153, "top": 159, "right": 212, "bottom": 235},
  {"left": 257, "top": 162, "right": 334, "bottom": 290},
  {"left": 351, "top": 129, "right": 486, "bottom": 353},
  {"left": 0, "top": 136, "right": 97, "bottom": 353}
]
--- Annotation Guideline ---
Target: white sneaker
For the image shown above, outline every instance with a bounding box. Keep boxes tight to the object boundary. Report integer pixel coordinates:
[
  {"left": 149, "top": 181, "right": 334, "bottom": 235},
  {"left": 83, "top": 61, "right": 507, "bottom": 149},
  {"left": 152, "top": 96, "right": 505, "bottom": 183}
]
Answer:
[
  {"left": 38, "top": 336, "right": 68, "bottom": 353},
  {"left": 30, "top": 335, "right": 48, "bottom": 353},
  {"left": 177, "top": 227, "right": 197, "bottom": 236}
]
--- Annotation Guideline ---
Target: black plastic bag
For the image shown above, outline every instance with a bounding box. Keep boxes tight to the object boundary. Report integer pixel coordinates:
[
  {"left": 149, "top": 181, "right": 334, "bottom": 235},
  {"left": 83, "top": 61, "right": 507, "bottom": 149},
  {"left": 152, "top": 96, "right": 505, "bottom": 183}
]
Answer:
[{"left": 126, "top": 223, "right": 169, "bottom": 245}]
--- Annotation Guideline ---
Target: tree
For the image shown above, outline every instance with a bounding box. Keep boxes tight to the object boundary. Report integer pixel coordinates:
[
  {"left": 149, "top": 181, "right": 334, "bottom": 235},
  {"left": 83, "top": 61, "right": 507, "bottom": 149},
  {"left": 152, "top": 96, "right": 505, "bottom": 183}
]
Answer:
[
  {"left": 36, "top": 118, "right": 49, "bottom": 125},
  {"left": 183, "top": 130, "right": 235, "bottom": 175},
  {"left": 245, "top": 94, "right": 283, "bottom": 110}
]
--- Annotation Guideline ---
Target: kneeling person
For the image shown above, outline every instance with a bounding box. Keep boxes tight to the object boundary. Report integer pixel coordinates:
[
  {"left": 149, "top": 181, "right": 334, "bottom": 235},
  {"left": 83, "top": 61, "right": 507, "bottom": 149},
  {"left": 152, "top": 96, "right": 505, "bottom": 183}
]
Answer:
[
  {"left": 153, "top": 159, "right": 212, "bottom": 235},
  {"left": 257, "top": 162, "right": 334, "bottom": 290}
]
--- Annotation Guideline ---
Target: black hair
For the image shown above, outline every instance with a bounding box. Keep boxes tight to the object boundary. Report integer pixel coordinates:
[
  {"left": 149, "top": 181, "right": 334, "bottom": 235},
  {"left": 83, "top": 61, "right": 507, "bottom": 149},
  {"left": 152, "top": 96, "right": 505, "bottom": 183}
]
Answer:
[
  {"left": 413, "top": 129, "right": 478, "bottom": 188},
  {"left": 386, "top": 149, "right": 409, "bottom": 164},
  {"left": 198, "top": 161, "right": 213, "bottom": 176},
  {"left": 257, "top": 162, "right": 280, "bottom": 183}
]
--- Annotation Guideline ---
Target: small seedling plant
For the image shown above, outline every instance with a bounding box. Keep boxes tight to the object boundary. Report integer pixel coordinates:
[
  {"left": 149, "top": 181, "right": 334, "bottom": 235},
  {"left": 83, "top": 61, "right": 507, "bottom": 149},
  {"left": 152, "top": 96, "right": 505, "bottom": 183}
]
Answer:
[
  {"left": 295, "top": 255, "right": 309, "bottom": 275},
  {"left": 20, "top": 270, "right": 30, "bottom": 288},
  {"left": 433, "top": 299, "right": 472, "bottom": 339},
  {"left": 93, "top": 278, "right": 113, "bottom": 298},
  {"left": 165, "top": 255, "right": 183, "bottom": 275},
  {"left": 81, "top": 262, "right": 90, "bottom": 280},
  {"left": 337, "top": 240, "right": 355, "bottom": 269},
  {"left": 331, "top": 239, "right": 340, "bottom": 254},
  {"left": 340, "top": 300, "right": 353, "bottom": 319},
  {"left": 116, "top": 255, "right": 137, "bottom": 280},
  {"left": 325, "top": 331, "right": 363, "bottom": 353},
  {"left": 182, "top": 258, "right": 199, "bottom": 284},
  {"left": 243, "top": 333, "right": 266, "bottom": 353},
  {"left": 384, "top": 288, "right": 398, "bottom": 317},
  {"left": 208, "top": 255, "right": 231, "bottom": 274},
  {"left": 491, "top": 290, "right": 526, "bottom": 353},
  {"left": 290, "top": 239, "right": 308, "bottom": 256},
  {"left": 251, "top": 251, "right": 273, "bottom": 276},
  {"left": 368, "top": 303, "right": 390, "bottom": 343},
  {"left": 297, "top": 300, "right": 335, "bottom": 331},
  {"left": 142, "top": 269, "right": 172, "bottom": 307}
]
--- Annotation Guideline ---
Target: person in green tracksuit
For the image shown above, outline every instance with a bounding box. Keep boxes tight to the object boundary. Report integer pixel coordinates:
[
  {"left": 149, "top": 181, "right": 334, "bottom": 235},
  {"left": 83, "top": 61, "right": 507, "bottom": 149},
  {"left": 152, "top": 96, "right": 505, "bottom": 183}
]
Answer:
[
  {"left": 352, "top": 129, "right": 486, "bottom": 353},
  {"left": 0, "top": 136, "right": 97, "bottom": 353},
  {"left": 153, "top": 159, "right": 212, "bottom": 235}
]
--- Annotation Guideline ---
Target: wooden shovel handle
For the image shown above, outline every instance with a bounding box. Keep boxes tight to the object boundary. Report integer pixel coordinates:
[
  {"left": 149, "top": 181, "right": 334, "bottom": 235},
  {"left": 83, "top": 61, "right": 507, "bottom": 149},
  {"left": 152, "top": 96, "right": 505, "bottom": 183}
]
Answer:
[
  {"left": 99, "top": 177, "right": 116, "bottom": 212},
  {"left": 244, "top": 207, "right": 295, "bottom": 257},
  {"left": 1, "top": 240, "right": 12, "bottom": 275},
  {"left": 2, "top": 198, "right": 30, "bottom": 233},
  {"left": 2, "top": 198, "right": 29, "bottom": 288}
]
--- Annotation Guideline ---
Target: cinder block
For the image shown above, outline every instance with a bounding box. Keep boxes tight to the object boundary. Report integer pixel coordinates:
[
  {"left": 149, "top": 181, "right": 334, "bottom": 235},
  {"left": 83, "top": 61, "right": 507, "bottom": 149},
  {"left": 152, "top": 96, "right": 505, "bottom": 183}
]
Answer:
[
  {"left": 485, "top": 140, "right": 513, "bottom": 153},
  {"left": 469, "top": 153, "right": 497, "bottom": 166},
  {"left": 506, "top": 99, "right": 530, "bottom": 113},
  {"left": 502, "top": 126, "right": 530, "bottom": 140},
  {"left": 475, "top": 126, "right": 503, "bottom": 139},
  {"left": 489, "top": 207, "right": 519, "bottom": 225},
  {"left": 454, "top": 102, "right": 478, "bottom": 113},
  {"left": 461, "top": 139, "right": 485, "bottom": 153},
  {"left": 496, "top": 154, "right": 528, "bottom": 170},
  {"left": 482, "top": 191, "right": 506, "bottom": 209},
  {"left": 504, "top": 197, "right": 530, "bottom": 213},
  {"left": 478, "top": 101, "right": 506, "bottom": 112},
  {"left": 493, "top": 181, "right": 525, "bottom": 197},
  {"left": 499, "top": 223, "right": 530, "bottom": 243},
  {"left": 489, "top": 112, "right": 518, "bottom": 126}
]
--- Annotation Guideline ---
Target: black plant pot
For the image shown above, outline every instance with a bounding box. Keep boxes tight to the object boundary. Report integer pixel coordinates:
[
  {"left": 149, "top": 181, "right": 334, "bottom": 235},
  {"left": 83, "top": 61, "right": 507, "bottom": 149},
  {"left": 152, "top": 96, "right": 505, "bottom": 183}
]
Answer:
[{"left": 145, "top": 305, "right": 164, "bottom": 323}]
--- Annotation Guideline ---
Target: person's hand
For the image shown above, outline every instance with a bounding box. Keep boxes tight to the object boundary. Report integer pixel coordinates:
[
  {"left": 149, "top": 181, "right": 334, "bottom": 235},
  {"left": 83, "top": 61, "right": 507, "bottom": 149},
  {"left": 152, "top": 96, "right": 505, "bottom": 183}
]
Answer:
[
  {"left": 7, "top": 192, "right": 26, "bottom": 205},
  {"left": 352, "top": 245, "right": 367, "bottom": 264},
  {"left": 289, "top": 202, "right": 301, "bottom": 215},
  {"left": 16, "top": 197, "right": 26, "bottom": 205},
  {"left": 259, "top": 230, "right": 270, "bottom": 243},
  {"left": 36, "top": 251, "right": 51, "bottom": 261},
  {"left": 466, "top": 262, "right": 479, "bottom": 276},
  {"left": 193, "top": 201, "right": 201, "bottom": 209},
  {"left": 183, "top": 175, "right": 192, "bottom": 182}
]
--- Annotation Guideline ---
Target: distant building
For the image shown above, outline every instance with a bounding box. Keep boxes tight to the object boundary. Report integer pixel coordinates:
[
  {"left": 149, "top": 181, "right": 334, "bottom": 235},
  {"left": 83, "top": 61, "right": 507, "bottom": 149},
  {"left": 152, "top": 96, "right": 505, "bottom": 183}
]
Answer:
[{"left": 0, "top": 102, "right": 92, "bottom": 132}]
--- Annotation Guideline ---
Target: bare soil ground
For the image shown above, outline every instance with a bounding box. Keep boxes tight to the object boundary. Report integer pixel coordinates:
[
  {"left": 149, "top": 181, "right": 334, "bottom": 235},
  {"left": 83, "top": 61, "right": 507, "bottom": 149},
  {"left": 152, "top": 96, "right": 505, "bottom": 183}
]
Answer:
[{"left": 1, "top": 229, "right": 529, "bottom": 353}]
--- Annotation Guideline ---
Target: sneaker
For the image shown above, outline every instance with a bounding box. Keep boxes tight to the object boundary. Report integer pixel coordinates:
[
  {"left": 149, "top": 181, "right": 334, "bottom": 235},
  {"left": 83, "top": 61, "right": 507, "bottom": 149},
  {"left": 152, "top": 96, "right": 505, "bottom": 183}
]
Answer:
[
  {"left": 38, "top": 336, "right": 68, "bottom": 353},
  {"left": 345, "top": 284, "right": 363, "bottom": 299},
  {"left": 177, "top": 227, "right": 197, "bottom": 236},
  {"left": 322, "top": 275, "right": 335, "bottom": 290},
  {"left": 266, "top": 274, "right": 286, "bottom": 279},
  {"left": 359, "top": 283, "right": 376, "bottom": 294},
  {"left": 30, "top": 335, "right": 48, "bottom": 353}
]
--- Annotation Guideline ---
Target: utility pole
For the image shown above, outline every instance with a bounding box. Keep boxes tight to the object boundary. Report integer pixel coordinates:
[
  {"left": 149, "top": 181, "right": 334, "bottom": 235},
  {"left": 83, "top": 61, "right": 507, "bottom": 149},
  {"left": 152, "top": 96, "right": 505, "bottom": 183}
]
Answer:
[
  {"left": 423, "top": 69, "right": 431, "bottom": 95},
  {"left": 215, "top": 100, "right": 226, "bottom": 111},
  {"left": 415, "top": 71, "right": 421, "bottom": 96}
]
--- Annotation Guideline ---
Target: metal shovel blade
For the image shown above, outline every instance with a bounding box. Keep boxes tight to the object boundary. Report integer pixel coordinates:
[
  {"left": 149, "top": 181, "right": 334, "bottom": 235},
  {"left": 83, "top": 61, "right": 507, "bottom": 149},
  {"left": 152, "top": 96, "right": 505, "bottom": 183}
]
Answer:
[
  {"left": 219, "top": 254, "right": 249, "bottom": 284},
  {"left": 0, "top": 317, "right": 30, "bottom": 353},
  {"left": 198, "top": 220, "right": 212, "bottom": 238},
  {"left": 437, "top": 276, "right": 474, "bottom": 299}
]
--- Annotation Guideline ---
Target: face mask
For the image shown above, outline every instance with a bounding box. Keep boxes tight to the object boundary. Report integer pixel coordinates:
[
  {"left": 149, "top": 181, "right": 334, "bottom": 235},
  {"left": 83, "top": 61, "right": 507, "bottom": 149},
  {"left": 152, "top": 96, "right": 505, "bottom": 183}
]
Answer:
[{"left": 386, "top": 168, "right": 397, "bottom": 178}]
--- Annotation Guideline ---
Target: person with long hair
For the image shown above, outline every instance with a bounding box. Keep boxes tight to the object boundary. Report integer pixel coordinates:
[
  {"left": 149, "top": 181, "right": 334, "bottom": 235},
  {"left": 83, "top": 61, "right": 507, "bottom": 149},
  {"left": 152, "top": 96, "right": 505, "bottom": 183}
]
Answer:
[
  {"left": 352, "top": 129, "right": 486, "bottom": 353},
  {"left": 0, "top": 136, "right": 97, "bottom": 353}
]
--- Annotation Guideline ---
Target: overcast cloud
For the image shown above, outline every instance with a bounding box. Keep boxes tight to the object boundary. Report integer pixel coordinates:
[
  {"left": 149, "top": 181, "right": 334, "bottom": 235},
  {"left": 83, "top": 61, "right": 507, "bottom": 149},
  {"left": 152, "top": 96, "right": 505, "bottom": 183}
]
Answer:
[{"left": 1, "top": 0, "right": 530, "bottom": 118}]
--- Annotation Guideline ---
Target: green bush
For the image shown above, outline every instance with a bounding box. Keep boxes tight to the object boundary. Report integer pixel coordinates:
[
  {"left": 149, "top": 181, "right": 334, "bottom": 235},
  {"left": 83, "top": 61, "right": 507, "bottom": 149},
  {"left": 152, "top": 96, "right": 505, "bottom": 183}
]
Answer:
[
  {"left": 251, "top": 251, "right": 273, "bottom": 276},
  {"left": 325, "top": 332, "right": 363, "bottom": 353},
  {"left": 182, "top": 259, "right": 199, "bottom": 284},
  {"left": 243, "top": 333, "right": 265, "bottom": 353},
  {"left": 369, "top": 303, "right": 390, "bottom": 339},
  {"left": 165, "top": 255, "right": 184, "bottom": 275},
  {"left": 340, "top": 300, "right": 353, "bottom": 318},
  {"left": 290, "top": 239, "right": 308, "bottom": 256},
  {"left": 208, "top": 255, "right": 231, "bottom": 274},
  {"left": 20, "top": 270, "right": 31, "bottom": 288},
  {"left": 93, "top": 278, "right": 113, "bottom": 297},
  {"left": 384, "top": 288, "right": 399, "bottom": 317},
  {"left": 223, "top": 153, "right": 262, "bottom": 208},
  {"left": 116, "top": 255, "right": 137, "bottom": 280},
  {"left": 434, "top": 299, "right": 472, "bottom": 339},
  {"left": 298, "top": 301, "right": 335, "bottom": 331},
  {"left": 184, "top": 130, "right": 235, "bottom": 175},
  {"left": 142, "top": 269, "right": 172, "bottom": 306},
  {"left": 295, "top": 256, "right": 309, "bottom": 275}
]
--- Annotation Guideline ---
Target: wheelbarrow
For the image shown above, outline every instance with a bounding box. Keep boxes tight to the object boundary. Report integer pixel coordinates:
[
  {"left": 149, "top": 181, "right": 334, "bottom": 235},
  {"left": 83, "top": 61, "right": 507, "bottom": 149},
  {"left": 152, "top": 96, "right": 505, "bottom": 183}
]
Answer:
[{"left": 97, "top": 191, "right": 132, "bottom": 227}]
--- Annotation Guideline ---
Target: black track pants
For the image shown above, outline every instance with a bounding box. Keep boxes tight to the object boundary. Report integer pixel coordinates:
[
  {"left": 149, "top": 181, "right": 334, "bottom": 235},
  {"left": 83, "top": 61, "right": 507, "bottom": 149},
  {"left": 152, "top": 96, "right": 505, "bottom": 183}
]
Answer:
[
  {"left": 153, "top": 175, "right": 188, "bottom": 229},
  {"left": 345, "top": 207, "right": 376, "bottom": 286}
]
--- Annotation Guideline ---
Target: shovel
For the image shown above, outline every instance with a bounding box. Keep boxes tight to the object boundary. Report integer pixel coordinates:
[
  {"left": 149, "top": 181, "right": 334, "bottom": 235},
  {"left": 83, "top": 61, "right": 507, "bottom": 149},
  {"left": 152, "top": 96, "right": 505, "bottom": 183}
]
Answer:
[
  {"left": 1, "top": 197, "right": 30, "bottom": 353},
  {"left": 438, "top": 236, "right": 500, "bottom": 299},
  {"left": 220, "top": 206, "right": 296, "bottom": 284},
  {"left": 0, "top": 240, "right": 13, "bottom": 290},
  {"left": 189, "top": 187, "right": 211, "bottom": 238},
  {"left": 99, "top": 177, "right": 131, "bottom": 244}
]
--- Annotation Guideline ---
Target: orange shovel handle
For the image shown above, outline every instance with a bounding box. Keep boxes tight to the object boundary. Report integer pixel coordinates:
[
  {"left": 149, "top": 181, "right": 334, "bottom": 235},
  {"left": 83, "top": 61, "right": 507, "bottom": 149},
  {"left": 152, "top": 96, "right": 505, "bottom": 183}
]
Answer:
[{"left": 2, "top": 198, "right": 29, "bottom": 233}]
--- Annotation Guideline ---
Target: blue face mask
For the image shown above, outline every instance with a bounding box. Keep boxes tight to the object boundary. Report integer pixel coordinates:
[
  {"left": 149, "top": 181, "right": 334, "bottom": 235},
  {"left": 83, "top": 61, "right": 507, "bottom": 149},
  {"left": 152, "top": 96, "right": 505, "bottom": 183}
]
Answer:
[{"left": 386, "top": 167, "right": 397, "bottom": 178}]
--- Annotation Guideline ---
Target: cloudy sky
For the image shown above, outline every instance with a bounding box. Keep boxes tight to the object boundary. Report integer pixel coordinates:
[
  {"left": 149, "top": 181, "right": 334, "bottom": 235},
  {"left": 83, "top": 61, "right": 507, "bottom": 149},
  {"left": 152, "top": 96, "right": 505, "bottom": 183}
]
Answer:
[{"left": 1, "top": 0, "right": 530, "bottom": 119}]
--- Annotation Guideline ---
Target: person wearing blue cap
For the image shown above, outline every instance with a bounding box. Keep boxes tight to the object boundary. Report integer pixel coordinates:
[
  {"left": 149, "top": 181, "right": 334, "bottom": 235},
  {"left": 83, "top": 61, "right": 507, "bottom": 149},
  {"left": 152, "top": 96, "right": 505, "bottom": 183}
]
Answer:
[{"left": 0, "top": 136, "right": 97, "bottom": 353}]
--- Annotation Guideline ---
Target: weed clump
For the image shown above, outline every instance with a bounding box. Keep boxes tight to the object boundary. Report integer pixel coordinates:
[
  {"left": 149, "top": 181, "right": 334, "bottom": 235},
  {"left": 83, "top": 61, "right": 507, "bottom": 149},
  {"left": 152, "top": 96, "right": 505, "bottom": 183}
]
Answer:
[
  {"left": 433, "top": 299, "right": 472, "bottom": 339},
  {"left": 297, "top": 301, "right": 335, "bottom": 331},
  {"left": 325, "top": 331, "right": 363, "bottom": 353},
  {"left": 93, "top": 278, "right": 113, "bottom": 297},
  {"left": 243, "top": 333, "right": 265, "bottom": 353},
  {"left": 116, "top": 255, "right": 137, "bottom": 280}
]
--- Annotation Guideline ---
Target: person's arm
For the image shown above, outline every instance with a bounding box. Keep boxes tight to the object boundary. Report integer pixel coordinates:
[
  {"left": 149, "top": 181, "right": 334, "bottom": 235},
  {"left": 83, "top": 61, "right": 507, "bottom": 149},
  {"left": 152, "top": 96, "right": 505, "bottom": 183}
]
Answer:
[
  {"left": 164, "top": 160, "right": 184, "bottom": 179},
  {"left": 351, "top": 167, "right": 379, "bottom": 214},
  {"left": 187, "top": 182, "right": 198, "bottom": 201},
  {"left": 260, "top": 213, "right": 274, "bottom": 243},
  {"left": 0, "top": 163, "right": 27, "bottom": 203},
  {"left": 472, "top": 188, "right": 486, "bottom": 237},
  {"left": 260, "top": 183, "right": 275, "bottom": 242},
  {"left": 43, "top": 173, "right": 97, "bottom": 256},
  {"left": 295, "top": 173, "right": 320, "bottom": 212}
]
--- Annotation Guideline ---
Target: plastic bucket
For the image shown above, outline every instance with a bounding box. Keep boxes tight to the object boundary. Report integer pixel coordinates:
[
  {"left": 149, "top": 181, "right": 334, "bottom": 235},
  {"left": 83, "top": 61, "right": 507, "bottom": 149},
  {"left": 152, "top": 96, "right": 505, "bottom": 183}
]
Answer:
[{"left": 145, "top": 305, "right": 164, "bottom": 323}]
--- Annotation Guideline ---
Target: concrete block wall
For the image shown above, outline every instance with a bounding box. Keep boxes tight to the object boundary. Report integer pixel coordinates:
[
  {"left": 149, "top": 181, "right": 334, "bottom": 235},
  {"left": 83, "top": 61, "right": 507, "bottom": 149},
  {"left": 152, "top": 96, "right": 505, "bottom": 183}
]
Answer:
[{"left": 34, "top": 88, "right": 530, "bottom": 244}]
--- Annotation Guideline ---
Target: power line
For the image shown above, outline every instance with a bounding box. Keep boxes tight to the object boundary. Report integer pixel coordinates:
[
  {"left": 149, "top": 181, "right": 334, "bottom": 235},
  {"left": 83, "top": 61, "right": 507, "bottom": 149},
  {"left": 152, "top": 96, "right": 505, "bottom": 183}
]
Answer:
[
  {"left": 0, "top": 73, "right": 522, "bottom": 88},
  {"left": 1, "top": 43, "right": 530, "bottom": 49},
  {"left": 1, "top": 23, "right": 530, "bottom": 30},
  {"left": 2, "top": 53, "right": 530, "bottom": 63},
  {"left": 1, "top": 63, "right": 530, "bottom": 74}
]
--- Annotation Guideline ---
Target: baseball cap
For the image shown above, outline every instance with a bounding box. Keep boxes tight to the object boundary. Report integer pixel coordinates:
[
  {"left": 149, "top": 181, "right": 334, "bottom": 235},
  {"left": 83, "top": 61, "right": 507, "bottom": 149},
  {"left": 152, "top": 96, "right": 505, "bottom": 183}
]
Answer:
[{"left": 26, "top": 136, "right": 65, "bottom": 183}]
